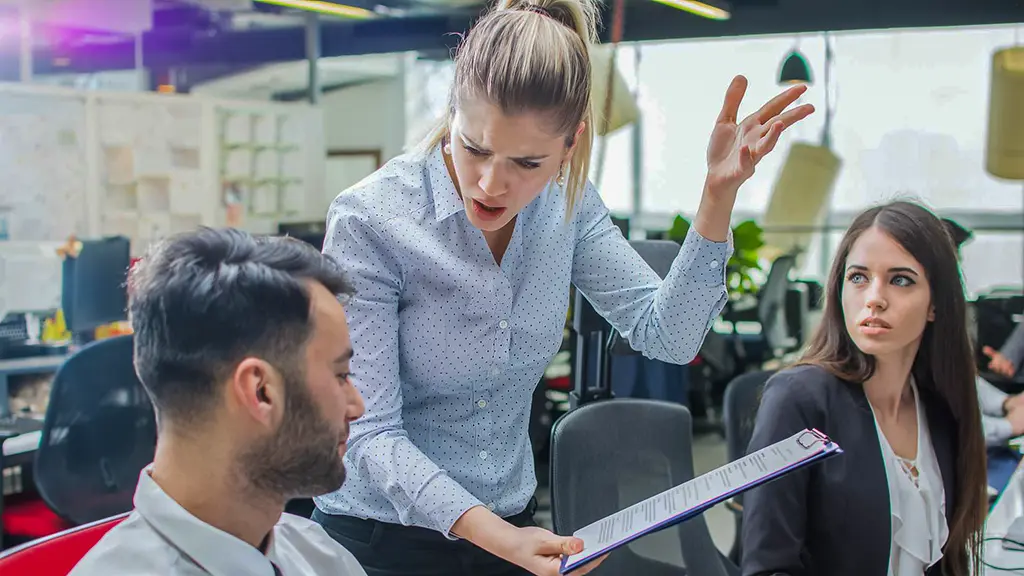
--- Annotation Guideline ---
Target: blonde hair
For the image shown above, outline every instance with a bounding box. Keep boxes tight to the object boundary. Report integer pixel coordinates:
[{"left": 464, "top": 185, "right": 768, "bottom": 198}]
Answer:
[{"left": 421, "top": 0, "right": 600, "bottom": 212}]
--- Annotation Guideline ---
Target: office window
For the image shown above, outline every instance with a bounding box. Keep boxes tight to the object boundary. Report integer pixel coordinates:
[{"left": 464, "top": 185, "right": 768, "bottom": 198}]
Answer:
[
  {"left": 633, "top": 34, "right": 828, "bottom": 216},
  {"left": 827, "top": 26, "right": 1023, "bottom": 212},
  {"left": 627, "top": 25, "right": 1023, "bottom": 216}
]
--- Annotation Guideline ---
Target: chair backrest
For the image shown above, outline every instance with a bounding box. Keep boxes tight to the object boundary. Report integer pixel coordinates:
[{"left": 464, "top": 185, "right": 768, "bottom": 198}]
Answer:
[
  {"left": 35, "top": 334, "right": 156, "bottom": 526},
  {"left": 757, "top": 255, "right": 796, "bottom": 350},
  {"left": 550, "top": 399, "right": 730, "bottom": 576},
  {"left": 0, "top": 512, "right": 129, "bottom": 575},
  {"left": 722, "top": 371, "right": 774, "bottom": 465}
]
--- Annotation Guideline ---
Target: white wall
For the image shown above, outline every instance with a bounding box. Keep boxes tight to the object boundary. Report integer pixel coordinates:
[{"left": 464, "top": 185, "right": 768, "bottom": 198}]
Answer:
[{"left": 318, "top": 78, "right": 406, "bottom": 212}]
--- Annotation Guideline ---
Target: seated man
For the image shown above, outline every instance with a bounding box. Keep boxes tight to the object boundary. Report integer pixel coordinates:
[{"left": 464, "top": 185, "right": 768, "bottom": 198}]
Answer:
[{"left": 71, "top": 228, "right": 367, "bottom": 575}]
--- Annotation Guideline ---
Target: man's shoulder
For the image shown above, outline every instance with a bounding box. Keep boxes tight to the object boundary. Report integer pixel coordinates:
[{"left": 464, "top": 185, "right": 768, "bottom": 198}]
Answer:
[
  {"left": 68, "top": 512, "right": 194, "bottom": 575},
  {"left": 275, "top": 513, "right": 367, "bottom": 576}
]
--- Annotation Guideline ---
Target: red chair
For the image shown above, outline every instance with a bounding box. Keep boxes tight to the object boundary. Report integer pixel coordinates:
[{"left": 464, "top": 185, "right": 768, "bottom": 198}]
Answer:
[{"left": 0, "top": 512, "right": 129, "bottom": 575}]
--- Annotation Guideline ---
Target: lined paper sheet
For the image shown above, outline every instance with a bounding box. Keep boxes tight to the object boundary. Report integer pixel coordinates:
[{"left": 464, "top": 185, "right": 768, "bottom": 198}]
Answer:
[{"left": 560, "top": 429, "right": 842, "bottom": 574}]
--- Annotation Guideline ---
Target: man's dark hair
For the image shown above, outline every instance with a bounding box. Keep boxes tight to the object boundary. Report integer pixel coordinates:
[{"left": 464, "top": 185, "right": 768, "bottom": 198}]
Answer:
[
  {"left": 128, "top": 227, "right": 353, "bottom": 424},
  {"left": 942, "top": 218, "right": 973, "bottom": 249}
]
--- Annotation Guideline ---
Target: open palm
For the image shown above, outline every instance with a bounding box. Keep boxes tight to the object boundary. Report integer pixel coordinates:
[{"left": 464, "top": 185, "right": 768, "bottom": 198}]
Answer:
[{"left": 705, "top": 75, "right": 815, "bottom": 195}]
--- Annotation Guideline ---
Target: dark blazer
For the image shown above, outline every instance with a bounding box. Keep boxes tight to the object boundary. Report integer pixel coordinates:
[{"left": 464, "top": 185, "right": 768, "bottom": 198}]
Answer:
[{"left": 740, "top": 365, "right": 959, "bottom": 576}]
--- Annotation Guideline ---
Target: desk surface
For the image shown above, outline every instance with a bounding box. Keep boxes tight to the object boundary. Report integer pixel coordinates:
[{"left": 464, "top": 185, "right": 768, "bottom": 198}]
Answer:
[
  {"left": 985, "top": 459, "right": 1024, "bottom": 573},
  {"left": 0, "top": 354, "right": 66, "bottom": 374}
]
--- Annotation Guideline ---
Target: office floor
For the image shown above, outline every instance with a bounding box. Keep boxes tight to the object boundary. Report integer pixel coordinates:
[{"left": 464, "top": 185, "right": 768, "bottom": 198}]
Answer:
[{"left": 533, "top": 432, "right": 735, "bottom": 555}]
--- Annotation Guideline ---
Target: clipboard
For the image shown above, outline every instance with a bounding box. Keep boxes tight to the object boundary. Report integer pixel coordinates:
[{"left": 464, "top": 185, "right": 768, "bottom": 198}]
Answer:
[{"left": 559, "top": 428, "right": 842, "bottom": 574}]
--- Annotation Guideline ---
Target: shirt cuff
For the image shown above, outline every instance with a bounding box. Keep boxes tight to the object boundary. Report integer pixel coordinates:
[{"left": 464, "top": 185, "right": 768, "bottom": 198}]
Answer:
[
  {"left": 675, "top": 226, "right": 733, "bottom": 288},
  {"left": 417, "top": 473, "right": 484, "bottom": 540},
  {"left": 987, "top": 417, "right": 1015, "bottom": 446}
]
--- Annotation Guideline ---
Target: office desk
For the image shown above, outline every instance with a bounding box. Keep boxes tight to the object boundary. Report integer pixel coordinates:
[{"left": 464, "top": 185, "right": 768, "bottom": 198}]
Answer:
[
  {"left": 0, "top": 355, "right": 65, "bottom": 417},
  {"left": 985, "top": 459, "right": 1024, "bottom": 573}
]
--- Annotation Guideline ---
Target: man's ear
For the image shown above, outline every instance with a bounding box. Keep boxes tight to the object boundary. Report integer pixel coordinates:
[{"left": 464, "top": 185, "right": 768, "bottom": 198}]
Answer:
[{"left": 229, "top": 358, "right": 283, "bottom": 427}]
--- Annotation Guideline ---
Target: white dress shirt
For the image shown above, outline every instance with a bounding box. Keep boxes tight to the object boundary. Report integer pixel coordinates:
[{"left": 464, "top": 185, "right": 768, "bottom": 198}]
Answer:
[
  {"left": 316, "top": 146, "right": 732, "bottom": 537},
  {"left": 870, "top": 380, "right": 948, "bottom": 576},
  {"left": 978, "top": 375, "right": 1014, "bottom": 445},
  {"left": 69, "top": 467, "right": 366, "bottom": 576}
]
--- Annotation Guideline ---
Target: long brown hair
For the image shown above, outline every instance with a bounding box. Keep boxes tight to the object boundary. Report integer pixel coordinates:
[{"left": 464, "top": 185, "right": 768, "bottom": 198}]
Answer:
[
  {"left": 420, "top": 0, "right": 599, "bottom": 212},
  {"left": 797, "top": 200, "right": 985, "bottom": 575}
]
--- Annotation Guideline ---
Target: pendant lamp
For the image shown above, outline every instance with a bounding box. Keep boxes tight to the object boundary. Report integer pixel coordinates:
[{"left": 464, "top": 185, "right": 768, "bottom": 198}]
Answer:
[
  {"left": 778, "top": 51, "right": 812, "bottom": 85},
  {"left": 764, "top": 33, "right": 840, "bottom": 262},
  {"left": 762, "top": 142, "right": 842, "bottom": 257},
  {"left": 985, "top": 45, "right": 1024, "bottom": 180}
]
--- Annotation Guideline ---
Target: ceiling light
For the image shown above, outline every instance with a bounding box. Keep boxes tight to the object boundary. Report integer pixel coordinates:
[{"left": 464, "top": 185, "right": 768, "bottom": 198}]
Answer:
[
  {"left": 253, "top": 0, "right": 375, "bottom": 19},
  {"left": 778, "top": 50, "right": 812, "bottom": 85},
  {"left": 650, "top": 0, "right": 730, "bottom": 21}
]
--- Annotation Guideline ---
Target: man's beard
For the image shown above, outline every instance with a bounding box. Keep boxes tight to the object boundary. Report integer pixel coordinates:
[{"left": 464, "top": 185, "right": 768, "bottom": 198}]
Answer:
[{"left": 241, "top": 372, "right": 347, "bottom": 500}]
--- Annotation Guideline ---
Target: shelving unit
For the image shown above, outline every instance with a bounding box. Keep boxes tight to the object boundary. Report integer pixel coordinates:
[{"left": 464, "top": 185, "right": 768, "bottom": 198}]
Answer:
[
  {"left": 0, "top": 82, "right": 326, "bottom": 254},
  {"left": 217, "top": 109, "right": 306, "bottom": 219}
]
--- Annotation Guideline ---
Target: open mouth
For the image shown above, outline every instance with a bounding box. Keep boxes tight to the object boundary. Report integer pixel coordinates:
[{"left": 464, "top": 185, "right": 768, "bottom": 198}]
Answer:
[{"left": 471, "top": 198, "right": 507, "bottom": 220}]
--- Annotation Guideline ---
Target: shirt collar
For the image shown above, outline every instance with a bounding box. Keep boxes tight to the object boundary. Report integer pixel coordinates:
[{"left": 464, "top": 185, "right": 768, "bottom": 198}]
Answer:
[
  {"left": 133, "top": 466, "right": 279, "bottom": 576},
  {"left": 426, "top": 145, "right": 464, "bottom": 222}
]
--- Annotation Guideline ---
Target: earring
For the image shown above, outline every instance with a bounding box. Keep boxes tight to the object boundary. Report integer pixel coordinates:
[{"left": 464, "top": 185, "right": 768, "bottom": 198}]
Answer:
[
  {"left": 556, "top": 165, "right": 566, "bottom": 187},
  {"left": 443, "top": 141, "right": 452, "bottom": 155}
]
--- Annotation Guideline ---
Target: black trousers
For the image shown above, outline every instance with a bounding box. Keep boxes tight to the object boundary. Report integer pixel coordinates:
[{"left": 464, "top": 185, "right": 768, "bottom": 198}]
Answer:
[{"left": 313, "top": 499, "right": 537, "bottom": 576}]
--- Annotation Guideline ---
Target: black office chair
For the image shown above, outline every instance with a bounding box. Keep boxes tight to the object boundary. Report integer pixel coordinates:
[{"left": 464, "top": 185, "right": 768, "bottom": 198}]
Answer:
[
  {"left": 550, "top": 399, "right": 736, "bottom": 575},
  {"left": 34, "top": 335, "right": 157, "bottom": 526},
  {"left": 721, "top": 370, "right": 774, "bottom": 565},
  {"left": 725, "top": 254, "right": 798, "bottom": 368}
]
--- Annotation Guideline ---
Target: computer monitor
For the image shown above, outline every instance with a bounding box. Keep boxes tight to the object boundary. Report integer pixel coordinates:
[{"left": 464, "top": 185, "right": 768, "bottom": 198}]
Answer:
[
  {"left": 0, "top": 241, "right": 65, "bottom": 320},
  {"left": 278, "top": 221, "right": 326, "bottom": 252},
  {"left": 61, "top": 236, "right": 130, "bottom": 337}
]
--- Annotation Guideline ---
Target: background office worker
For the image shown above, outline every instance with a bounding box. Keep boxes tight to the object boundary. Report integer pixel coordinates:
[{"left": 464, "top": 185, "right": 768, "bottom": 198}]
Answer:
[
  {"left": 314, "top": 0, "right": 813, "bottom": 573},
  {"left": 71, "top": 228, "right": 367, "bottom": 576},
  {"left": 942, "top": 217, "right": 1024, "bottom": 492},
  {"left": 741, "top": 202, "right": 987, "bottom": 576}
]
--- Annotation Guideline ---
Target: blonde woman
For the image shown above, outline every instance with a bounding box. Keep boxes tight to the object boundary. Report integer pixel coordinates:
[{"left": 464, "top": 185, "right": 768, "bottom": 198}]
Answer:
[{"left": 314, "top": 0, "right": 814, "bottom": 574}]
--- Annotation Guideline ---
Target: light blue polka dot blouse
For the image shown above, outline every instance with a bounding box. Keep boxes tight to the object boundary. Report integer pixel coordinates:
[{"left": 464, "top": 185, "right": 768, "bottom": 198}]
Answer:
[{"left": 314, "top": 145, "right": 732, "bottom": 538}]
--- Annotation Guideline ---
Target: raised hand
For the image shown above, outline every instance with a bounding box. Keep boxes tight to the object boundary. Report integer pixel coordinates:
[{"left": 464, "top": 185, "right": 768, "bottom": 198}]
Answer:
[{"left": 704, "top": 75, "right": 816, "bottom": 198}]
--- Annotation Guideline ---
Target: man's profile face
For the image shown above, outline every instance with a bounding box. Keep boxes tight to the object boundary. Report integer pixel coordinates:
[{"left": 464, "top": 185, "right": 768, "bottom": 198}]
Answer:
[{"left": 242, "top": 282, "right": 364, "bottom": 499}]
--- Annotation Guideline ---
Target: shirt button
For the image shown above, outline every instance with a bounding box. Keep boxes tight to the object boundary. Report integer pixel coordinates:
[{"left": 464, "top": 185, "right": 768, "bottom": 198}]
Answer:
[
  {"left": 487, "top": 502, "right": 496, "bottom": 511},
  {"left": 490, "top": 368, "right": 501, "bottom": 377},
  {"left": 499, "top": 320, "right": 509, "bottom": 330},
  {"left": 479, "top": 450, "right": 489, "bottom": 460},
  {"left": 710, "top": 260, "right": 719, "bottom": 269},
  {"left": 477, "top": 399, "right": 487, "bottom": 408}
]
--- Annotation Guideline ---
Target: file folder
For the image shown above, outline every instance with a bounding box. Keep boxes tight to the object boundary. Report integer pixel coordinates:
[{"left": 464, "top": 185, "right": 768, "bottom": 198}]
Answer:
[{"left": 560, "top": 428, "right": 842, "bottom": 574}]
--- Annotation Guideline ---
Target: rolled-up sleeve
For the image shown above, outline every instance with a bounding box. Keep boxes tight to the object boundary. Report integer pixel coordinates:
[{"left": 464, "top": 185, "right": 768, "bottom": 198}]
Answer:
[
  {"left": 324, "top": 195, "right": 482, "bottom": 537},
  {"left": 570, "top": 183, "right": 731, "bottom": 365}
]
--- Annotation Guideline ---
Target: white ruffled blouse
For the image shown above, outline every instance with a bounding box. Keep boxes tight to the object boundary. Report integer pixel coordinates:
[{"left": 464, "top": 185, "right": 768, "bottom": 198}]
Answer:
[{"left": 869, "top": 379, "right": 948, "bottom": 576}]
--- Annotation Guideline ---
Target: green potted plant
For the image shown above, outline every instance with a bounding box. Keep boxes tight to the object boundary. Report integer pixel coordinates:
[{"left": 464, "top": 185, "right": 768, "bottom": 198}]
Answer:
[{"left": 666, "top": 215, "right": 767, "bottom": 298}]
